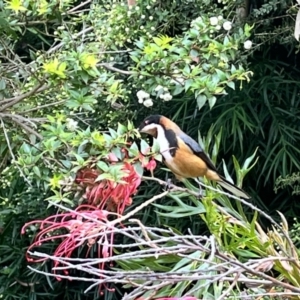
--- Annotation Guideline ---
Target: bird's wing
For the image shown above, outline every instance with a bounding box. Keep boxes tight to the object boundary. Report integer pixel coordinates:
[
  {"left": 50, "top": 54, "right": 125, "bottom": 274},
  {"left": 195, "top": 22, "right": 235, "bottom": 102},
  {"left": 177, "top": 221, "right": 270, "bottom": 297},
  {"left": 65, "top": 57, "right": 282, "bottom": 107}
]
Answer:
[{"left": 178, "top": 132, "right": 218, "bottom": 172}]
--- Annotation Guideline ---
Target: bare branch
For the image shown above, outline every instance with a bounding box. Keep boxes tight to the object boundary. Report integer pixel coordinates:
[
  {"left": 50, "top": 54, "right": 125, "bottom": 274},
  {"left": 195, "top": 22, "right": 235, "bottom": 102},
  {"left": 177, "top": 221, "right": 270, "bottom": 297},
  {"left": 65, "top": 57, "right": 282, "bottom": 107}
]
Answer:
[{"left": 0, "top": 84, "right": 50, "bottom": 109}]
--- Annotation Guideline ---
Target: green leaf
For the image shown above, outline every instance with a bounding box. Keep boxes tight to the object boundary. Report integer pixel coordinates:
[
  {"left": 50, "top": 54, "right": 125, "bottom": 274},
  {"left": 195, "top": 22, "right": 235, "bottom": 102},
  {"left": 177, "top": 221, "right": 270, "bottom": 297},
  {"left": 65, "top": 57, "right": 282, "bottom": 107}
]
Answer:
[
  {"left": 226, "top": 81, "right": 235, "bottom": 89},
  {"left": 196, "top": 94, "right": 207, "bottom": 109},
  {"left": 97, "top": 161, "right": 109, "bottom": 172},
  {"left": 208, "top": 96, "right": 217, "bottom": 109}
]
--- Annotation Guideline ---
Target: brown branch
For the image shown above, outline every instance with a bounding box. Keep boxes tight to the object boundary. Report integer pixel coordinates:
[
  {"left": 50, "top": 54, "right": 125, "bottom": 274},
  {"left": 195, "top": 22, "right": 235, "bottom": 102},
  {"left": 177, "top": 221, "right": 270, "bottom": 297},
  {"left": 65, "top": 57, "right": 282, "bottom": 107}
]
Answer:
[
  {"left": 0, "top": 118, "right": 32, "bottom": 185},
  {"left": 20, "top": 100, "right": 66, "bottom": 114},
  {"left": 67, "top": 0, "right": 92, "bottom": 13},
  {"left": 0, "top": 113, "right": 43, "bottom": 140},
  {"left": 141, "top": 176, "right": 295, "bottom": 255},
  {"left": 0, "top": 84, "right": 50, "bottom": 110}
]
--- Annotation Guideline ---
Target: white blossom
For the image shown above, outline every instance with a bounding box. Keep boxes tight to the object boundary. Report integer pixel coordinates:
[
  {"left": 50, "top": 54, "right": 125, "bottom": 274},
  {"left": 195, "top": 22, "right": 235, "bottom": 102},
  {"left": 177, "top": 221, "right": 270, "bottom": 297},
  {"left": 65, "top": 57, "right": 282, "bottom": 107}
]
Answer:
[
  {"left": 209, "top": 17, "right": 218, "bottom": 26},
  {"left": 66, "top": 118, "right": 78, "bottom": 131},
  {"left": 216, "top": 25, "right": 221, "bottom": 30},
  {"left": 218, "top": 15, "right": 223, "bottom": 20},
  {"left": 137, "top": 90, "right": 150, "bottom": 99},
  {"left": 244, "top": 40, "right": 253, "bottom": 50},
  {"left": 162, "top": 93, "right": 172, "bottom": 101},
  {"left": 223, "top": 21, "right": 232, "bottom": 31},
  {"left": 143, "top": 98, "right": 153, "bottom": 107}
]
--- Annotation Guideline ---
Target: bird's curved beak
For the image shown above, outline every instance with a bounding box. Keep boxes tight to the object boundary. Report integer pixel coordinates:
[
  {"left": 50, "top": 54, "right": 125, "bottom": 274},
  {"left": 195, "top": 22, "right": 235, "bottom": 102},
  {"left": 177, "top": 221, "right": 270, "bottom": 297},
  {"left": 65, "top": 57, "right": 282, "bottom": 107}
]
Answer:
[
  {"left": 138, "top": 124, "right": 146, "bottom": 133},
  {"left": 137, "top": 123, "right": 157, "bottom": 137}
]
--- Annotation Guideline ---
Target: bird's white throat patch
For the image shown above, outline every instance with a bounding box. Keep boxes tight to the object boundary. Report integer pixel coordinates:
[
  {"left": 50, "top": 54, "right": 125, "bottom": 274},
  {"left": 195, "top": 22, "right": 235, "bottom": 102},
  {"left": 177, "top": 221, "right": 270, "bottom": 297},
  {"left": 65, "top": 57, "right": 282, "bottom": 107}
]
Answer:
[{"left": 141, "top": 124, "right": 173, "bottom": 161}]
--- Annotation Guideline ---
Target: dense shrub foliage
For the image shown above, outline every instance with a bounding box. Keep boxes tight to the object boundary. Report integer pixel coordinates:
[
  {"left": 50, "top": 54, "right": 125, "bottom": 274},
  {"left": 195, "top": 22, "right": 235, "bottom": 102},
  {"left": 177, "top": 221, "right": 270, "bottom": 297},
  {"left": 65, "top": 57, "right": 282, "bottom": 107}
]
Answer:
[{"left": 0, "top": 0, "right": 300, "bottom": 299}]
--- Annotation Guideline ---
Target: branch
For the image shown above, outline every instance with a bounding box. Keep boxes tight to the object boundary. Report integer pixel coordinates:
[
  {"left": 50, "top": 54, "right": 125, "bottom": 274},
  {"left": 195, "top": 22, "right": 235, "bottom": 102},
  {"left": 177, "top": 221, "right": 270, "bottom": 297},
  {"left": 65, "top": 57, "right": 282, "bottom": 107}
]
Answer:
[
  {"left": 0, "top": 84, "right": 50, "bottom": 109},
  {"left": 142, "top": 176, "right": 295, "bottom": 255},
  {"left": 0, "top": 118, "right": 32, "bottom": 186}
]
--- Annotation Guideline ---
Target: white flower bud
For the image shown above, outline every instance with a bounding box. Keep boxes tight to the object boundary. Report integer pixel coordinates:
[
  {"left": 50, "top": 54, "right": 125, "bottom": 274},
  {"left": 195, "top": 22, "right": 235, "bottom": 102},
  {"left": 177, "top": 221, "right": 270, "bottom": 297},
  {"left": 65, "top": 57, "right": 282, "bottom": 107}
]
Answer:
[
  {"left": 163, "top": 93, "right": 172, "bottom": 101},
  {"left": 66, "top": 118, "right": 78, "bottom": 131},
  {"left": 223, "top": 21, "right": 232, "bottom": 31},
  {"left": 137, "top": 90, "right": 150, "bottom": 99},
  {"left": 244, "top": 40, "right": 253, "bottom": 50},
  {"left": 210, "top": 17, "right": 218, "bottom": 26},
  {"left": 143, "top": 98, "right": 153, "bottom": 107}
]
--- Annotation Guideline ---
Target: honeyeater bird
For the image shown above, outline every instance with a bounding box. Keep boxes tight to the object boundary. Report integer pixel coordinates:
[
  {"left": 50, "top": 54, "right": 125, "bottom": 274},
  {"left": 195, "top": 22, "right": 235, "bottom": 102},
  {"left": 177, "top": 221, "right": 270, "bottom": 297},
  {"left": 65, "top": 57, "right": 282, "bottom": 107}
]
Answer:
[{"left": 138, "top": 114, "right": 250, "bottom": 199}]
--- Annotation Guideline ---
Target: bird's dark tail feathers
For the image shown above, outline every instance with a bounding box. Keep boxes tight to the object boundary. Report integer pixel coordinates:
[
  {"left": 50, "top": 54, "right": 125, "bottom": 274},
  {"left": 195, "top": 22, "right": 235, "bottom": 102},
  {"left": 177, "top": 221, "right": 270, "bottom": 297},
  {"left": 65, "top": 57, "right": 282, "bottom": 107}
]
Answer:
[{"left": 217, "top": 176, "right": 250, "bottom": 199}]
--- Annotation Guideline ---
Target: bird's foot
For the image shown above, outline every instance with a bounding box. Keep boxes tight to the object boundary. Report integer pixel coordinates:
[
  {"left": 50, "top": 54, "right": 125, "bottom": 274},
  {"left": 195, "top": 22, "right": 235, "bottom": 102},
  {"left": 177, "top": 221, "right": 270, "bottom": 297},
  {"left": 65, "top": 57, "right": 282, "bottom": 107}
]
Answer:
[
  {"left": 165, "top": 178, "right": 173, "bottom": 191},
  {"left": 195, "top": 178, "right": 205, "bottom": 199}
]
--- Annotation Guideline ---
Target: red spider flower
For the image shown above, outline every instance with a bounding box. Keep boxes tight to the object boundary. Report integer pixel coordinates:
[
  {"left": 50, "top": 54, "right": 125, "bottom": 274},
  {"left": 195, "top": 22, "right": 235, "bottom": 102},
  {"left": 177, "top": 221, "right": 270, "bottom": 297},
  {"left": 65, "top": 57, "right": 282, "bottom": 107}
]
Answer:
[
  {"left": 76, "top": 162, "right": 141, "bottom": 214},
  {"left": 21, "top": 205, "right": 115, "bottom": 292},
  {"left": 139, "top": 154, "right": 157, "bottom": 177}
]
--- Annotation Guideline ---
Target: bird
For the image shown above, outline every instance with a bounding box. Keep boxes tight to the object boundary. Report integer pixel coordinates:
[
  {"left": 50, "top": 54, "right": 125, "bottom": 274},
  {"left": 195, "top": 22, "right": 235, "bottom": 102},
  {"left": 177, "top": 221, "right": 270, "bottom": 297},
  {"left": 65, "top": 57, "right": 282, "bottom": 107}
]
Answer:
[{"left": 138, "top": 114, "right": 250, "bottom": 199}]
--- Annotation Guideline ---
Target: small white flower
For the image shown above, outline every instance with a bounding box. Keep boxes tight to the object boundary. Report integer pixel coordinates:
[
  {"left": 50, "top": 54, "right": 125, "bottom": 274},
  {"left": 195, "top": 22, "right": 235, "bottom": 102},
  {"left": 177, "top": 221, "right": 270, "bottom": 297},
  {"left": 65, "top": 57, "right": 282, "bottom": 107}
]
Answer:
[
  {"left": 138, "top": 98, "right": 143, "bottom": 104},
  {"left": 244, "top": 40, "right": 252, "bottom": 50},
  {"left": 143, "top": 98, "right": 153, "bottom": 107},
  {"left": 135, "top": 6, "right": 140, "bottom": 10},
  {"left": 223, "top": 21, "right": 232, "bottom": 31},
  {"left": 66, "top": 118, "right": 78, "bottom": 131},
  {"left": 218, "top": 15, "right": 223, "bottom": 20},
  {"left": 216, "top": 25, "right": 221, "bottom": 30},
  {"left": 155, "top": 85, "right": 163, "bottom": 92},
  {"left": 159, "top": 93, "right": 165, "bottom": 99},
  {"left": 146, "top": 5, "right": 151, "bottom": 9},
  {"left": 163, "top": 93, "right": 172, "bottom": 101},
  {"left": 136, "top": 90, "right": 150, "bottom": 99},
  {"left": 209, "top": 17, "right": 218, "bottom": 26},
  {"left": 125, "top": 27, "right": 130, "bottom": 32},
  {"left": 149, "top": 16, "right": 153, "bottom": 20},
  {"left": 151, "top": 27, "right": 155, "bottom": 30},
  {"left": 141, "top": 15, "right": 145, "bottom": 19},
  {"left": 163, "top": 87, "right": 168, "bottom": 92}
]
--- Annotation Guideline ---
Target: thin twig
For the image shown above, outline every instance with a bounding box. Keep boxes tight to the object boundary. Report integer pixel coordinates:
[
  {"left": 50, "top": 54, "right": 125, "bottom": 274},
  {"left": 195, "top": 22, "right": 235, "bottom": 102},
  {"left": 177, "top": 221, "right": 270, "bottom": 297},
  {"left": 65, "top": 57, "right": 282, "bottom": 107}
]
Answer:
[
  {"left": 0, "top": 84, "right": 50, "bottom": 109},
  {"left": 0, "top": 118, "right": 32, "bottom": 186}
]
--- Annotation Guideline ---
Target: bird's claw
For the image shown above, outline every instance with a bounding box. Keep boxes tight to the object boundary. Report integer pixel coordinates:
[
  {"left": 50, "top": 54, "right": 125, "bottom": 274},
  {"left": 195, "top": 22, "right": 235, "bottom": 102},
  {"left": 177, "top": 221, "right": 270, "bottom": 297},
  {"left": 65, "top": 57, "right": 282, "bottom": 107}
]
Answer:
[{"left": 165, "top": 178, "right": 173, "bottom": 191}]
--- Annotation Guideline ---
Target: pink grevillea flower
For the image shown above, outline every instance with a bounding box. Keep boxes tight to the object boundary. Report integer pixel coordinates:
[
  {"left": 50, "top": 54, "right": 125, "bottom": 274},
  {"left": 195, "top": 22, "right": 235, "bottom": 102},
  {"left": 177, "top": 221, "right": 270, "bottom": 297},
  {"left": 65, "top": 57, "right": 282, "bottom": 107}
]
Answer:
[
  {"left": 75, "top": 162, "right": 141, "bottom": 214},
  {"left": 21, "top": 205, "right": 115, "bottom": 292},
  {"left": 139, "top": 154, "right": 157, "bottom": 176}
]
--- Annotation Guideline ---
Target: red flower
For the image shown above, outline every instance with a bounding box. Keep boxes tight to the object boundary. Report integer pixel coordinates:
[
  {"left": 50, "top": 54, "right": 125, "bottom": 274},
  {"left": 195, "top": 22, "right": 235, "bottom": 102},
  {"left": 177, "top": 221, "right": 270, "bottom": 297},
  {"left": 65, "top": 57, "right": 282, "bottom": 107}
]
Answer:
[
  {"left": 139, "top": 154, "right": 157, "bottom": 177},
  {"left": 76, "top": 163, "right": 141, "bottom": 214},
  {"left": 21, "top": 205, "right": 115, "bottom": 292}
]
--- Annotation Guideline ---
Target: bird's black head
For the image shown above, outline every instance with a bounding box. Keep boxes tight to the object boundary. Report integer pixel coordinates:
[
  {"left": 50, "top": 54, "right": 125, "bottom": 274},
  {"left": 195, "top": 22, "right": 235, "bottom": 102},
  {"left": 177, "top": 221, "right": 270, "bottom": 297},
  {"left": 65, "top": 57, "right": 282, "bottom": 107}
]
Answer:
[{"left": 138, "top": 115, "right": 162, "bottom": 136}]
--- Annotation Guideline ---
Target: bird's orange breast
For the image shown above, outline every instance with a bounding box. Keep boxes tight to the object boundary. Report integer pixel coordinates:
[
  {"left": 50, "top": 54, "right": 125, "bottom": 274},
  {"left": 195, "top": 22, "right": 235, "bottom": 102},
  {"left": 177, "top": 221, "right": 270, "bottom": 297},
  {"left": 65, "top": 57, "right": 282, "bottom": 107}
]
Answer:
[{"left": 164, "top": 138, "right": 220, "bottom": 181}]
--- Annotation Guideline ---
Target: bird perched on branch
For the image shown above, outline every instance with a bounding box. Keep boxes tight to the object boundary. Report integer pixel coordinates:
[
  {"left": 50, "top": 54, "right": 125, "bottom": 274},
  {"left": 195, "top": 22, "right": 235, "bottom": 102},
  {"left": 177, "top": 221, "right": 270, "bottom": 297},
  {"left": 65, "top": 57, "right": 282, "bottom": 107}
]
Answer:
[{"left": 138, "top": 114, "right": 250, "bottom": 199}]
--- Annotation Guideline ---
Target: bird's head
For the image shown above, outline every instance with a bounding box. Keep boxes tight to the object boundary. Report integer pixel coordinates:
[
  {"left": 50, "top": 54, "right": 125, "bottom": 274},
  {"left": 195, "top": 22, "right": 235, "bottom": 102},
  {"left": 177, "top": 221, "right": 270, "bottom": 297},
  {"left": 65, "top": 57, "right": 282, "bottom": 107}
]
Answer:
[{"left": 138, "top": 115, "right": 162, "bottom": 137}]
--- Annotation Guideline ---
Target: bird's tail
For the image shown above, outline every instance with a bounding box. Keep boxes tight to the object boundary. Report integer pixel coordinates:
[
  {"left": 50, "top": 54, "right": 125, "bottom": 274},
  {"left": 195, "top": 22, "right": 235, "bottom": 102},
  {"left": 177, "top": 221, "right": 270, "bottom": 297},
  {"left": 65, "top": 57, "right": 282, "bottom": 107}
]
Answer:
[{"left": 217, "top": 176, "right": 250, "bottom": 199}]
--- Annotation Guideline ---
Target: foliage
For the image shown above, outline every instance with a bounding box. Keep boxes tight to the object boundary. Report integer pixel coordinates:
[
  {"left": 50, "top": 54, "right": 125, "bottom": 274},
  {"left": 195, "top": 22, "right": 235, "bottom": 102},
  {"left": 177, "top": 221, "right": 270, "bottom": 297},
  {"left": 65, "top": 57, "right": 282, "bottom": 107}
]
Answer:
[{"left": 0, "top": 0, "right": 299, "bottom": 299}]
